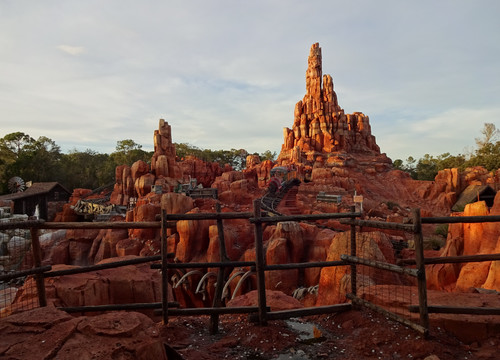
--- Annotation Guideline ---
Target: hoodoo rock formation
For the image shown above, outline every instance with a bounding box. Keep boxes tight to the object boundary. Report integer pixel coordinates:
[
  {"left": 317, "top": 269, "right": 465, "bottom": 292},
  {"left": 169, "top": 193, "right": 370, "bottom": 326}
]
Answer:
[
  {"left": 278, "top": 43, "right": 387, "bottom": 173},
  {"left": 110, "top": 119, "right": 225, "bottom": 207}
]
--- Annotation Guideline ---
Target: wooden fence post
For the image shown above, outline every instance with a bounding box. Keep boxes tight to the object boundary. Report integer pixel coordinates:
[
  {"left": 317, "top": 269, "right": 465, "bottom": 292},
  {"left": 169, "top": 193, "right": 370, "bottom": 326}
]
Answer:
[
  {"left": 253, "top": 199, "right": 267, "bottom": 325},
  {"left": 210, "top": 202, "right": 228, "bottom": 334},
  {"left": 30, "top": 227, "right": 47, "bottom": 307},
  {"left": 412, "top": 208, "right": 429, "bottom": 335},
  {"left": 161, "top": 209, "right": 169, "bottom": 324},
  {"left": 350, "top": 206, "right": 357, "bottom": 297}
]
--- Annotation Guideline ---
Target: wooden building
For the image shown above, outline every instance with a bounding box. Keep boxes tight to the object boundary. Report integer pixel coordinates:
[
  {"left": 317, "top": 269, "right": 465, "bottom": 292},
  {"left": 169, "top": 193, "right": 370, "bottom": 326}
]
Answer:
[
  {"left": 451, "top": 184, "right": 497, "bottom": 212},
  {"left": 0, "top": 182, "right": 71, "bottom": 221}
]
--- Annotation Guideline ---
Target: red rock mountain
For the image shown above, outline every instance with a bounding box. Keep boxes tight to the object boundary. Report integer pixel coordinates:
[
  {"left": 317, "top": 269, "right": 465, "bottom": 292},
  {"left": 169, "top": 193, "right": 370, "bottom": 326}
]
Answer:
[{"left": 278, "top": 42, "right": 385, "bottom": 172}]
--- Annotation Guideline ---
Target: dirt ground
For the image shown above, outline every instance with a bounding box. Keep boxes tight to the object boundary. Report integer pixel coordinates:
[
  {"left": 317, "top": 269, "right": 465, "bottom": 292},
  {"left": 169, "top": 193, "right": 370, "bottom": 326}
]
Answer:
[{"left": 160, "top": 308, "right": 499, "bottom": 360}]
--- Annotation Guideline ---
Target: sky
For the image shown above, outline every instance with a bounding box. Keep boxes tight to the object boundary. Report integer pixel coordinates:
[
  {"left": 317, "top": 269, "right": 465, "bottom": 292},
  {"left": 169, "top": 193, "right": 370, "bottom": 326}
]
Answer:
[{"left": 1, "top": 0, "right": 499, "bottom": 162}]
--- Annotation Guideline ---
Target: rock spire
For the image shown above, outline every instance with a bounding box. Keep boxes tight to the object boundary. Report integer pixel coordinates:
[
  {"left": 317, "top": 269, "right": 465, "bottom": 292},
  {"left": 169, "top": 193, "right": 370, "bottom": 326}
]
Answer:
[{"left": 278, "top": 43, "right": 381, "bottom": 165}]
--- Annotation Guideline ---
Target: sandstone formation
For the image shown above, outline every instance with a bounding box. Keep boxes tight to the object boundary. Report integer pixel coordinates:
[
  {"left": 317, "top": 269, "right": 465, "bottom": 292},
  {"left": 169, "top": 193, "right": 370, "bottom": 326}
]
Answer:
[
  {"left": 3, "top": 256, "right": 166, "bottom": 317},
  {"left": 277, "top": 43, "right": 385, "bottom": 174},
  {"left": 317, "top": 231, "right": 401, "bottom": 305},
  {"left": 427, "top": 192, "right": 500, "bottom": 292},
  {"left": 110, "top": 119, "right": 224, "bottom": 207},
  {"left": 0, "top": 306, "right": 168, "bottom": 359}
]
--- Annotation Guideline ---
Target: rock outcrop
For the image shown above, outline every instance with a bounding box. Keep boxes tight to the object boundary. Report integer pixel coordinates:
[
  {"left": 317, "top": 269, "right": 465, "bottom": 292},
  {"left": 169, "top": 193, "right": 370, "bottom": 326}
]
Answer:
[
  {"left": 0, "top": 306, "right": 168, "bottom": 359},
  {"left": 3, "top": 256, "right": 166, "bottom": 317},
  {"left": 277, "top": 43, "right": 384, "bottom": 172},
  {"left": 316, "top": 231, "right": 400, "bottom": 305},
  {"left": 427, "top": 192, "right": 500, "bottom": 292}
]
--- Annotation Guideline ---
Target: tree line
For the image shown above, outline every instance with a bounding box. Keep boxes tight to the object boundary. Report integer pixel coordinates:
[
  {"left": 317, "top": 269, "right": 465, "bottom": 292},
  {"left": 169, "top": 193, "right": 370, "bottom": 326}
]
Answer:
[
  {"left": 0, "top": 123, "right": 497, "bottom": 194},
  {"left": 0, "top": 132, "right": 277, "bottom": 194},
  {"left": 393, "top": 123, "right": 500, "bottom": 180}
]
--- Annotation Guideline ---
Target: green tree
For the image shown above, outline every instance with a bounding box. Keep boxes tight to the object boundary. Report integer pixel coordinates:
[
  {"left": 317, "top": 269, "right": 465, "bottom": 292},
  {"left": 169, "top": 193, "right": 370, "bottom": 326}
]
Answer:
[
  {"left": 260, "top": 150, "right": 277, "bottom": 161},
  {"left": 466, "top": 141, "right": 500, "bottom": 171},
  {"left": 415, "top": 154, "right": 438, "bottom": 180},
  {"left": 110, "top": 139, "right": 152, "bottom": 167},
  {"left": 435, "top": 152, "right": 466, "bottom": 171},
  {"left": 60, "top": 150, "right": 113, "bottom": 190},
  {"left": 393, "top": 159, "right": 404, "bottom": 170},
  {"left": 1, "top": 132, "right": 35, "bottom": 156},
  {"left": 0, "top": 135, "right": 63, "bottom": 191}
]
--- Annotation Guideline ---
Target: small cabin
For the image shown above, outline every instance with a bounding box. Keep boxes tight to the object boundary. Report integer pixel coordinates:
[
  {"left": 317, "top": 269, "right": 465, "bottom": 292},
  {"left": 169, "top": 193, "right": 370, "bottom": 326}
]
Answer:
[
  {"left": 451, "top": 185, "right": 497, "bottom": 212},
  {"left": 0, "top": 182, "right": 71, "bottom": 221}
]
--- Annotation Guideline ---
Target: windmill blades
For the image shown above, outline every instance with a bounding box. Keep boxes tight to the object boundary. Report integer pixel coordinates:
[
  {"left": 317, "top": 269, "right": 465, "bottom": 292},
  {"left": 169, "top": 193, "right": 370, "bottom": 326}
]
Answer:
[{"left": 8, "top": 177, "right": 25, "bottom": 193}]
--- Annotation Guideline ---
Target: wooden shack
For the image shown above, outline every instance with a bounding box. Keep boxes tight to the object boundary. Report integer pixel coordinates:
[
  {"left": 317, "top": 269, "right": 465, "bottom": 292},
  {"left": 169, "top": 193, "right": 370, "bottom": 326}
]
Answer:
[
  {"left": 0, "top": 182, "right": 71, "bottom": 221},
  {"left": 451, "top": 184, "right": 497, "bottom": 212}
]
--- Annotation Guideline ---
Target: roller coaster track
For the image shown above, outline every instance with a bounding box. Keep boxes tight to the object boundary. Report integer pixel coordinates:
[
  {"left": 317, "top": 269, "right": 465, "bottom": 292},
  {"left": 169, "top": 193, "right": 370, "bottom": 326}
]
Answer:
[
  {"left": 260, "top": 178, "right": 301, "bottom": 216},
  {"left": 260, "top": 178, "right": 346, "bottom": 233}
]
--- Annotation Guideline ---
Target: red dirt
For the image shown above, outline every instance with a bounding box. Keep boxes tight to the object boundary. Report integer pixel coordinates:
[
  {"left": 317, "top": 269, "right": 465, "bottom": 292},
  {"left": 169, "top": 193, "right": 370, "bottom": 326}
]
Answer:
[
  {"left": 1, "top": 305, "right": 498, "bottom": 359},
  {"left": 161, "top": 309, "right": 499, "bottom": 360}
]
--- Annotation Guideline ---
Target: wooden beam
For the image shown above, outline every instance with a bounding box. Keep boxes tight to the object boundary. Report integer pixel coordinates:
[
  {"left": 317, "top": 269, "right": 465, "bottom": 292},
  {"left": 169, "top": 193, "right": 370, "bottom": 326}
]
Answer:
[
  {"left": 0, "top": 265, "right": 52, "bottom": 282},
  {"left": 45, "top": 255, "right": 163, "bottom": 277},
  {"left": 30, "top": 228, "right": 47, "bottom": 307},
  {"left": 421, "top": 215, "right": 500, "bottom": 224},
  {"left": 350, "top": 206, "right": 357, "bottom": 297},
  {"left": 340, "top": 255, "right": 418, "bottom": 277},
  {"left": 408, "top": 305, "right": 500, "bottom": 315},
  {"left": 251, "top": 212, "right": 361, "bottom": 224},
  {"left": 210, "top": 202, "right": 228, "bottom": 334},
  {"left": 339, "top": 218, "right": 414, "bottom": 232},
  {"left": 398, "top": 253, "right": 500, "bottom": 266},
  {"left": 250, "top": 304, "right": 352, "bottom": 322},
  {"left": 253, "top": 199, "right": 267, "bottom": 326},
  {"left": 413, "top": 208, "right": 430, "bottom": 334},
  {"left": 161, "top": 209, "right": 169, "bottom": 324}
]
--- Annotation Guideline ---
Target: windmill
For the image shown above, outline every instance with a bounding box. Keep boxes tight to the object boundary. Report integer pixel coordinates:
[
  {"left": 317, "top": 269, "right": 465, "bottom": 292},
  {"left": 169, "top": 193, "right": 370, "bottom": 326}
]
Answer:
[{"left": 8, "top": 176, "right": 25, "bottom": 193}]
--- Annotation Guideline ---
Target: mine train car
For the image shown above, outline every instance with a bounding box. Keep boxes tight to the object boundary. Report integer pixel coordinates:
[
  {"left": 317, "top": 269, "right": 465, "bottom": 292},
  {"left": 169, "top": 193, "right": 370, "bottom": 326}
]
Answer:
[{"left": 268, "top": 165, "right": 299, "bottom": 193}]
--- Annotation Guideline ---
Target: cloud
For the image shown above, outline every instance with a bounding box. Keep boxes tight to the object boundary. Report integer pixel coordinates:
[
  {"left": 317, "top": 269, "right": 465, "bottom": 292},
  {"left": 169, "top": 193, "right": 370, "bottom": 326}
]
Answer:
[
  {"left": 376, "top": 107, "right": 500, "bottom": 160},
  {"left": 57, "top": 45, "right": 85, "bottom": 56},
  {"left": 1, "top": 0, "right": 500, "bottom": 163}
]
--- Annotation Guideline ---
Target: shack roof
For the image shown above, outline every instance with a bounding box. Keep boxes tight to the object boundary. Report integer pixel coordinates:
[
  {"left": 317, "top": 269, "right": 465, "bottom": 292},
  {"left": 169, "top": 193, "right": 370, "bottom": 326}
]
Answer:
[
  {"left": 0, "top": 182, "right": 71, "bottom": 201},
  {"left": 451, "top": 184, "right": 497, "bottom": 212}
]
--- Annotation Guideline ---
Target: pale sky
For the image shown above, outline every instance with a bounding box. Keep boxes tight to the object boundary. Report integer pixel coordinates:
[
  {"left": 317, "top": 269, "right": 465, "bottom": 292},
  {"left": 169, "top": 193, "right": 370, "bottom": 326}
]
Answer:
[{"left": 1, "top": 0, "right": 499, "bottom": 161}]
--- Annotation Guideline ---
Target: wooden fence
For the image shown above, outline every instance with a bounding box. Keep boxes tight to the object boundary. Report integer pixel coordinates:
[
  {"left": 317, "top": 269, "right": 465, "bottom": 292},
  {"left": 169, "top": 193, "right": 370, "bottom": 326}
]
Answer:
[{"left": 1, "top": 202, "right": 500, "bottom": 337}]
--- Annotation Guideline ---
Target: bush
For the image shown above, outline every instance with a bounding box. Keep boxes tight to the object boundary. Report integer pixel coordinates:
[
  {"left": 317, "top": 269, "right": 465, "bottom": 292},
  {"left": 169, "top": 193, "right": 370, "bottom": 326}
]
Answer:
[{"left": 434, "top": 224, "right": 449, "bottom": 237}]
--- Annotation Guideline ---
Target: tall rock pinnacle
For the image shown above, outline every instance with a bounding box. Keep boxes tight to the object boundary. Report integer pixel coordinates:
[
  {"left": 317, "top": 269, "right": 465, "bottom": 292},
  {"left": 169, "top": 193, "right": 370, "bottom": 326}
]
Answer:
[{"left": 278, "top": 42, "right": 381, "bottom": 166}]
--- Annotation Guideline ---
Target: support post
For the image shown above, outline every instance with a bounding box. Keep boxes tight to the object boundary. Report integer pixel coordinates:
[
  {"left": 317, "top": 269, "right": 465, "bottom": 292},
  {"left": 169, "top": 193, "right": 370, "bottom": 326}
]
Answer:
[
  {"left": 253, "top": 199, "right": 267, "bottom": 325},
  {"left": 210, "top": 202, "right": 228, "bottom": 334},
  {"left": 350, "top": 206, "right": 357, "bottom": 297},
  {"left": 412, "top": 208, "right": 429, "bottom": 334},
  {"left": 161, "top": 209, "right": 169, "bottom": 324},
  {"left": 30, "top": 227, "right": 47, "bottom": 307}
]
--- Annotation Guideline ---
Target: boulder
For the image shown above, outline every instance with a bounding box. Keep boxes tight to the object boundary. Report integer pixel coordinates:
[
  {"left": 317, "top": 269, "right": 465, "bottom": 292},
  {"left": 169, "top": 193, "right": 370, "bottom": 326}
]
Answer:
[
  {"left": 175, "top": 208, "right": 214, "bottom": 262},
  {"left": 0, "top": 306, "right": 167, "bottom": 359},
  {"left": 227, "top": 289, "right": 303, "bottom": 311},
  {"left": 161, "top": 192, "right": 194, "bottom": 215},
  {"left": 316, "top": 231, "right": 400, "bottom": 305},
  {"left": 5, "top": 256, "right": 166, "bottom": 318},
  {"left": 131, "top": 160, "right": 150, "bottom": 182}
]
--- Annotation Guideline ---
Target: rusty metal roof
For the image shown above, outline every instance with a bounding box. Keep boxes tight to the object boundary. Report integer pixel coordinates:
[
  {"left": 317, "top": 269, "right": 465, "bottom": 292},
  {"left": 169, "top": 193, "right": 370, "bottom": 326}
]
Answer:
[{"left": 0, "top": 182, "right": 71, "bottom": 201}]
